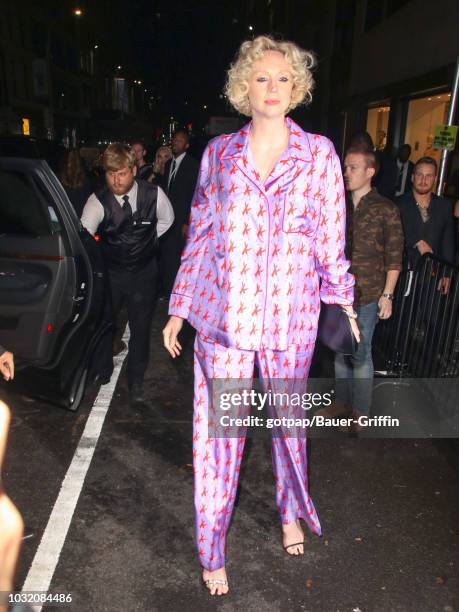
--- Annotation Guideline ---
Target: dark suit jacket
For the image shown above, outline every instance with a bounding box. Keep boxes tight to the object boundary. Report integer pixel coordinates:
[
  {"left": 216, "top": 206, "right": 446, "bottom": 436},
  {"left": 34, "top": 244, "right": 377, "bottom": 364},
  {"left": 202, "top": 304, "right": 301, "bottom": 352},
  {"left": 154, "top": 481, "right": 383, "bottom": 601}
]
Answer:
[
  {"left": 374, "top": 151, "right": 398, "bottom": 199},
  {"left": 396, "top": 160, "right": 414, "bottom": 196},
  {"left": 162, "top": 154, "right": 200, "bottom": 227},
  {"left": 395, "top": 191, "right": 455, "bottom": 267}
]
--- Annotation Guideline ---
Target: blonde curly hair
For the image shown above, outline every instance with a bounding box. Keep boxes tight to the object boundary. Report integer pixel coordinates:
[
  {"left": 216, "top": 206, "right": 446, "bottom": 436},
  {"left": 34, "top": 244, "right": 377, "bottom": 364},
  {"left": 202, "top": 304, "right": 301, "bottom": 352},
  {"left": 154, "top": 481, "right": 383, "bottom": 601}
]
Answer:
[{"left": 224, "top": 35, "right": 315, "bottom": 116}]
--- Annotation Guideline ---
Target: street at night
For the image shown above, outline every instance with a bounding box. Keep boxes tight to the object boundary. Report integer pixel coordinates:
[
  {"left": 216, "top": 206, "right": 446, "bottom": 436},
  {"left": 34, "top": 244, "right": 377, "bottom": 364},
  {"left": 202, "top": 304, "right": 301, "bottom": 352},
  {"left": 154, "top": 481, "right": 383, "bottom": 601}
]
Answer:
[
  {"left": 1, "top": 302, "right": 459, "bottom": 611},
  {"left": 1, "top": 1, "right": 459, "bottom": 611}
]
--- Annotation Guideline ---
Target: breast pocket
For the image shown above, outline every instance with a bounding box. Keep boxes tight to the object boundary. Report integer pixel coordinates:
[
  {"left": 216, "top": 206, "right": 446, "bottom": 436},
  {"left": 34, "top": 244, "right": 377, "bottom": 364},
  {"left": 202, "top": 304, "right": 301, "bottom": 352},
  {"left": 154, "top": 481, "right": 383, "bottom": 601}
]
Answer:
[{"left": 281, "top": 193, "right": 320, "bottom": 237}]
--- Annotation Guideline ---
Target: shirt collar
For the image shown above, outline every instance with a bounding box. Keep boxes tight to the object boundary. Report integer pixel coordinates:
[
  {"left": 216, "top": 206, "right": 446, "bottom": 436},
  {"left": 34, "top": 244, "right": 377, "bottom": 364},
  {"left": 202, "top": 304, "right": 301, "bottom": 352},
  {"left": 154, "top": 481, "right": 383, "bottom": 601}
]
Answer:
[
  {"left": 172, "top": 152, "right": 186, "bottom": 166},
  {"left": 352, "top": 188, "right": 378, "bottom": 208},
  {"left": 219, "top": 117, "right": 312, "bottom": 163},
  {"left": 363, "top": 187, "right": 379, "bottom": 200},
  {"left": 113, "top": 179, "right": 138, "bottom": 205}
]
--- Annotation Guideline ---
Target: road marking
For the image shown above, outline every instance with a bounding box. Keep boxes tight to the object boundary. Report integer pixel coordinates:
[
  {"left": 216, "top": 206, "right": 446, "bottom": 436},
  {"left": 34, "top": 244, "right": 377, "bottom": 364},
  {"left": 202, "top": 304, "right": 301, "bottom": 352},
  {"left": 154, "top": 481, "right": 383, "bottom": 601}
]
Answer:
[{"left": 22, "top": 327, "right": 129, "bottom": 610}]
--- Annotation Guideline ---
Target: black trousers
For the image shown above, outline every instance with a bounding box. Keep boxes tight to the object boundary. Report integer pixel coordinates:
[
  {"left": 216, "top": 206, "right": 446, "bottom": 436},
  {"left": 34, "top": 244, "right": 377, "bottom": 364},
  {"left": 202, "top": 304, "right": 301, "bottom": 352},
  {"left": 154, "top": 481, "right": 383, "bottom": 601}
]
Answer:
[
  {"left": 101, "top": 259, "right": 158, "bottom": 387},
  {"left": 159, "top": 224, "right": 185, "bottom": 296}
]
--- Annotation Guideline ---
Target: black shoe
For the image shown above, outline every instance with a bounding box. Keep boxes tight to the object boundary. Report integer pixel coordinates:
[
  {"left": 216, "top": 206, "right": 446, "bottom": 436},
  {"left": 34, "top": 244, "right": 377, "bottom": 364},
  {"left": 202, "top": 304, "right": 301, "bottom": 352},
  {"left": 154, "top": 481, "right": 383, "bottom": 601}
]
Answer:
[
  {"left": 129, "top": 383, "right": 144, "bottom": 404},
  {"left": 90, "top": 372, "right": 112, "bottom": 386},
  {"left": 112, "top": 339, "right": 127, "bottom": 356}
]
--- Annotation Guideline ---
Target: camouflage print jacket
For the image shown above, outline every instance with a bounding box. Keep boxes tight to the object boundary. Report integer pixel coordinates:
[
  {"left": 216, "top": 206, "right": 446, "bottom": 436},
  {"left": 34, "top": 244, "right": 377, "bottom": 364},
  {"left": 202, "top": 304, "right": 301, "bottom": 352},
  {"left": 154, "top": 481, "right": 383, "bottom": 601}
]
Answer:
[{"left": 346, "top": 189, "right": 403, "bottom": 306}]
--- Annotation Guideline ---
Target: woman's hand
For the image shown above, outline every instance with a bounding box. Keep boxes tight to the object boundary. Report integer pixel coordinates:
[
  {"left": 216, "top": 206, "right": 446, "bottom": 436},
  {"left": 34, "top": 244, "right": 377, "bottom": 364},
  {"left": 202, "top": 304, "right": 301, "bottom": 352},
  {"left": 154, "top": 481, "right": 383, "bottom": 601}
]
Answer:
[
  {"left": 349, "top": 317, "right": 360, "bottom": 343},
  {"left": 341, "top": 306, "right": 361, "bottom": 343},
  {"left": 163, "top": 316, "right": 184, "bottom": 358},
  {"left": 0, "top": 351, "right": 14, "bottom": 381}
]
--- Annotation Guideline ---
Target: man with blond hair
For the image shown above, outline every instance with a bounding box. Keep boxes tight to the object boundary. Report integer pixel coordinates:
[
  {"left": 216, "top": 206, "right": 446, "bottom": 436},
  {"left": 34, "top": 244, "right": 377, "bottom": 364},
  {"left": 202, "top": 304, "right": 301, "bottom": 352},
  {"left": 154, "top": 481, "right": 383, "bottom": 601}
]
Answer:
[{"left": 81, "top": 143, "right": 174, "bottom": 403}]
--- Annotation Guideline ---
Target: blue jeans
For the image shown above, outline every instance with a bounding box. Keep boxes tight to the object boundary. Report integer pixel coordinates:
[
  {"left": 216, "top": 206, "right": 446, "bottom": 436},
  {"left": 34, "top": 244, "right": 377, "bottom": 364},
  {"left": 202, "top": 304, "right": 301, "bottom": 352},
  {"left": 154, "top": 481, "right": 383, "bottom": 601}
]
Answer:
[{"left": 334, "top": 302, "right": 379, "bottom": 416}]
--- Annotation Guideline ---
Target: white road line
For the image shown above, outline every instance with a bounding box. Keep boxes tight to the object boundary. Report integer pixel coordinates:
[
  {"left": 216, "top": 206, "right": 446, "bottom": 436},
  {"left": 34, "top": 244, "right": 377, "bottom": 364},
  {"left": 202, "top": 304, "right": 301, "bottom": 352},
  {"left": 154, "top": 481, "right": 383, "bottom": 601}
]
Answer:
[{"left": 22, "top": 327, "right": 129, "bottom": 611}]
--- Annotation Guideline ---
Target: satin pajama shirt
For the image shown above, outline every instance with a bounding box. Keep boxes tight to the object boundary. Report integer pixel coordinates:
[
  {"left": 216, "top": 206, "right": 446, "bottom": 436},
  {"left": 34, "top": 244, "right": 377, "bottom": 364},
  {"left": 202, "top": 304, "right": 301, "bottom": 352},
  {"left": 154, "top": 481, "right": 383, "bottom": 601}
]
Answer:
[{"left": 169, "top": 118, "right": 354, "bottom": 571}]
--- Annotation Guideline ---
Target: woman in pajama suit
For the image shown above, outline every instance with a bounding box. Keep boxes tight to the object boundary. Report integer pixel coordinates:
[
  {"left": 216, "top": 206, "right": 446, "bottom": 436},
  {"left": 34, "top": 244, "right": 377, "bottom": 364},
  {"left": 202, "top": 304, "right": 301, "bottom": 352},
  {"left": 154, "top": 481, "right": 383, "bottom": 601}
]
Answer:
[{"left": 163, "top": 35, "right": 357, "bottom": 595}]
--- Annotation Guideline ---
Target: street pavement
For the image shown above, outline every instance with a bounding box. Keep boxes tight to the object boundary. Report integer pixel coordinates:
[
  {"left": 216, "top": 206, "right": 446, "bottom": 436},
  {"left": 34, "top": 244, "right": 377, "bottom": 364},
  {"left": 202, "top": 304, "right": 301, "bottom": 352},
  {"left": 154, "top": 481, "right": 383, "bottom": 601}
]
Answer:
[{"left": 1, "top": 300, "right": 458, "bottom": 612}]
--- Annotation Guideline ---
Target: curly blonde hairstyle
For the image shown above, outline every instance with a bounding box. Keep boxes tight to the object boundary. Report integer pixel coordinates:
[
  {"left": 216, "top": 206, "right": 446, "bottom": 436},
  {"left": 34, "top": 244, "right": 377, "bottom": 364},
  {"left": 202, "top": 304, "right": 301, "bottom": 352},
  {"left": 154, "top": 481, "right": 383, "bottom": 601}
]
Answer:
[{"left": 224, "top": 35, "right": 315, "bottom": 116}]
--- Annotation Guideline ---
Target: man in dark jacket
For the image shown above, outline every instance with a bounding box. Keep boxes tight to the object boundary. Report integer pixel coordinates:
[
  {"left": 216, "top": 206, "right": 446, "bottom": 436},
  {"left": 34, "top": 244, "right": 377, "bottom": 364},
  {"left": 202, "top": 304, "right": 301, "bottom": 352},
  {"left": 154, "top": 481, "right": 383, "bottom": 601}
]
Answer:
[
  {"left": 394, "top": 144, "right": 414, "bottom": 197},
  {"left": 396, "top": 156, "right": 455, "bottom": 268},
  {"left": 159, "top": 129, "right": 199, "bottom": 296}
]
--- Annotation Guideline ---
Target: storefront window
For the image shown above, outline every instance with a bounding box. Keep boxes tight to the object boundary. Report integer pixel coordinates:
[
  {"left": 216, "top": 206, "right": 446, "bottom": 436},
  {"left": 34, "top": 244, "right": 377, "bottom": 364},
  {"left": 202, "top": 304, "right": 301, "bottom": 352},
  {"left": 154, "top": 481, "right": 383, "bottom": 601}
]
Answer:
[
  {"left": 404, "top": 93, "right": 451, "bottom": 165},
  {"left": 366, "top": 106, "right": 390, "bottom": 150}
]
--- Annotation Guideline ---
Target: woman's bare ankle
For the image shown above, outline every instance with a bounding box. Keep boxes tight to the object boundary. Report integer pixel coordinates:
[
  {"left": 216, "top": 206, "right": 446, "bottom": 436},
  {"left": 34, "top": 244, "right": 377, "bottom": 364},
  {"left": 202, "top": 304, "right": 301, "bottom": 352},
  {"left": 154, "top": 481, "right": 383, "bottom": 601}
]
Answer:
[
  {"left": 202, "top": 566, "right": 229, "bottom": 596},
  {"left": 282, "top": 519, "right": 305, "bottom": 555}
]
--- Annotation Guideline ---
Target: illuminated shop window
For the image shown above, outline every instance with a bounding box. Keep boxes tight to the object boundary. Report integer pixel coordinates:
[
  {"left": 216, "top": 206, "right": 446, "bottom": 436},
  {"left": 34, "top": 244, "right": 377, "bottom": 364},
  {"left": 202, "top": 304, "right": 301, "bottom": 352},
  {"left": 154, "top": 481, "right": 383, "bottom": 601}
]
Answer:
[
  {"left": 366, "top": 105, "right": 390, "bottom": 150},
  {"left": 404, "top": 93, "right": 451, "bottom": 165}
]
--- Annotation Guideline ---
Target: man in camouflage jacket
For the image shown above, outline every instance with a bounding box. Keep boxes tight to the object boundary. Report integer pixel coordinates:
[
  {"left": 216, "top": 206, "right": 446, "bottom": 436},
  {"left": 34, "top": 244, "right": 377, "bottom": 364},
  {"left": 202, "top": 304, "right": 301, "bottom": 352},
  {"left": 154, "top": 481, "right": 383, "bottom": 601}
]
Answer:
[{"left": 335, "top": 146, "right": 403, "bottom": 432}]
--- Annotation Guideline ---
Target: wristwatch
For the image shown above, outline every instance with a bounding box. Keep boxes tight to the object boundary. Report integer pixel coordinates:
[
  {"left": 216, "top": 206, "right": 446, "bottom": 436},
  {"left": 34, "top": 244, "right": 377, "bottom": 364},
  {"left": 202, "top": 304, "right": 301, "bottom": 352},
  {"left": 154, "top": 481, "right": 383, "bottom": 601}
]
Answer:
[{"left": 382, "top": 293, "right": 394, "bottom": 301}]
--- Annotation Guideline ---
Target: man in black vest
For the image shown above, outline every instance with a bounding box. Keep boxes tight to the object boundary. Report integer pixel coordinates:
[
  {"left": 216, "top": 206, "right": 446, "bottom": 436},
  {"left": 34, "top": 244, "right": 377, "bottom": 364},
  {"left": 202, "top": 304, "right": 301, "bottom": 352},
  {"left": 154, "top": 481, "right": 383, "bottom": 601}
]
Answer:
[
  {"left": 81, "top": 143, "right": 174, "bottom": 403},
  {"left": 159, "top": 128, "right": 199, "bottom": 296}
]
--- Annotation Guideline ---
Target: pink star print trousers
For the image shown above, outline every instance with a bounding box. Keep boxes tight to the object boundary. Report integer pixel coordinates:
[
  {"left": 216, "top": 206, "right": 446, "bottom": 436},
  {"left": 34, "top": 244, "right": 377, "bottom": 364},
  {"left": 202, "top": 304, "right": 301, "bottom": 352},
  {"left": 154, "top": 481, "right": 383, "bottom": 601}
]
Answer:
[{"left": 193, "top": 334, "right": 322, "bottom": 571}]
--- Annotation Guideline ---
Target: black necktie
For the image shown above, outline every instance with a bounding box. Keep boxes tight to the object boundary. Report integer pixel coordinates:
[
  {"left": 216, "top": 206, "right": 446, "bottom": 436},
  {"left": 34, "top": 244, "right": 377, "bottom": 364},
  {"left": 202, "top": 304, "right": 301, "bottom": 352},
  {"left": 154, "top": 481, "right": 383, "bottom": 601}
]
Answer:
[
  {"left": 168, "top": 159, "right": 177, "bottom": 191},
  {"left": 396, "top": 164, "right": 404, "bottom": 192},
  {"left": 122, "top": 194, "right": 132, "bottom": 223}
]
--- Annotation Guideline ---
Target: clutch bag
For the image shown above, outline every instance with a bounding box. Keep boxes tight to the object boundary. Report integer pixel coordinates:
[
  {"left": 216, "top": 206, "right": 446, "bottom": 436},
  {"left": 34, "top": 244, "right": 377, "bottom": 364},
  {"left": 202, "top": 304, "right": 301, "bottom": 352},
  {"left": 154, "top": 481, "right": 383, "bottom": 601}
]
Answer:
[{"left": 317, "top": 302, "right": 357, "bottom": 355}]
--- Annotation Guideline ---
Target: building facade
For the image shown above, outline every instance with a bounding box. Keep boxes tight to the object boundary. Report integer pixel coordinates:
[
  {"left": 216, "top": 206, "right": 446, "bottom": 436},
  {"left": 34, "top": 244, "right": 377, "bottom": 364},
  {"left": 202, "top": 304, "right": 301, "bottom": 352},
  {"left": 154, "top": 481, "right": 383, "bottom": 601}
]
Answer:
[
  {"left": 0, "top": 2, "right": 154, "bottom": 146},
  {"left": 344, "top": 0, "right": 459, "bottom": 195}
]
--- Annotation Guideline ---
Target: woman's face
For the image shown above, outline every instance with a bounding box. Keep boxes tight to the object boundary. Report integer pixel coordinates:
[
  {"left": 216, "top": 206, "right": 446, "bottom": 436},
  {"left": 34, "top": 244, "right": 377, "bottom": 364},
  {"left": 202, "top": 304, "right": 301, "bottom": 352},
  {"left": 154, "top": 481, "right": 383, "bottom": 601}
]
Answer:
[
  {"left": 247, "top": 50, "right": 294, "bottom": 119},
  {"left": 157, "top": 148, "right": 171, "bottom": 166}
]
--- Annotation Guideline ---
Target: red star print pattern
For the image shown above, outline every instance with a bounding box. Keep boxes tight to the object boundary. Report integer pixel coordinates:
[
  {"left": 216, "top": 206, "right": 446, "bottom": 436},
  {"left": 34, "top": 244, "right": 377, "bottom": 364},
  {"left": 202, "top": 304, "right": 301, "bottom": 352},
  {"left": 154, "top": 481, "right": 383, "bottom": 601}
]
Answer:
[
  {"left": 169, "top": 119, "right": 353, "bottom": 572},
  {"left": 169, "top": 118, "right": 354, "bottom": 352},
  {"left": 193, "top": 335, "right": 322, "bottom": 572}
]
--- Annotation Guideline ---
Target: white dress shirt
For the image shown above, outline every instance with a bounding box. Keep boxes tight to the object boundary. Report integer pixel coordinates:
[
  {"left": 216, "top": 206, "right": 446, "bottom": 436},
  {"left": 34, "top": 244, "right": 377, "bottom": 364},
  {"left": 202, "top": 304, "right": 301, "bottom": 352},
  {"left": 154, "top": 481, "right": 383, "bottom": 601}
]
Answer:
[{"left": 81, "top": 180, "right": 174, "bottom": 237}]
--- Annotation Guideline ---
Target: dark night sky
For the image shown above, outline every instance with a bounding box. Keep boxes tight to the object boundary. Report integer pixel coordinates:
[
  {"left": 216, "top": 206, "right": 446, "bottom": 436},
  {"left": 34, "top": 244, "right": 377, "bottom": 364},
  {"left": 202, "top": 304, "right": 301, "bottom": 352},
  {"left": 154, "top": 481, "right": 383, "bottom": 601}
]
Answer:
[
  {"left": 77, "top": 0, "right": 325, "bottom": 122},
  {"left": 85, "top": 2, "right": 240, "bottom": 94}
]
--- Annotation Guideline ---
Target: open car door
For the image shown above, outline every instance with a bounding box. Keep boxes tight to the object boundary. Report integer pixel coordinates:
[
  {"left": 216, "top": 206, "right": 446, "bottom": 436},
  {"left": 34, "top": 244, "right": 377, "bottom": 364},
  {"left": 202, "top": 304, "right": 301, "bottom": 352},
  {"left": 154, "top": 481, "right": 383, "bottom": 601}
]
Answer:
[{"left": 0, "top": 158, "right": 110, "bottom": 410}]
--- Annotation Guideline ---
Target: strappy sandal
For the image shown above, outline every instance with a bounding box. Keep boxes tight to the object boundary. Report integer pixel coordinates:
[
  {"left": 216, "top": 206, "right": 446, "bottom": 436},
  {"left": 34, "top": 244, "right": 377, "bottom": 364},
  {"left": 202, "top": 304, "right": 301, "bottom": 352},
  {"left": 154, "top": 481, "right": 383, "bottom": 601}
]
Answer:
[
  {"left": 283, "top": 541, "right": 305, "bottom": 555},
  {"left": 203, "top": 578, "right": 229, "bottom": 595}
]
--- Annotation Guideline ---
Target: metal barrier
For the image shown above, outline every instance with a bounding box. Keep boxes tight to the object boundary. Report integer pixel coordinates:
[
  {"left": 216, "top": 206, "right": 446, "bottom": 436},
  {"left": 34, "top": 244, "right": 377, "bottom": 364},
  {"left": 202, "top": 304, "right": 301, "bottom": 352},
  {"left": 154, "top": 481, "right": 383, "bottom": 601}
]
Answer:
[{"left": 374, "top": 254, "right": 459, "bottom": 378}]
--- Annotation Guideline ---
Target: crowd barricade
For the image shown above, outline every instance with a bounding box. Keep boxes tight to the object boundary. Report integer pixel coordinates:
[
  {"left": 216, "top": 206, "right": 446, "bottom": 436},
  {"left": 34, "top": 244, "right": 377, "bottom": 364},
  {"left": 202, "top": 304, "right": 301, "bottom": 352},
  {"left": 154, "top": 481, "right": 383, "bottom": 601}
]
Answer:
[{"left": 374, "top": 254, "right": 459, "bottom": 378}]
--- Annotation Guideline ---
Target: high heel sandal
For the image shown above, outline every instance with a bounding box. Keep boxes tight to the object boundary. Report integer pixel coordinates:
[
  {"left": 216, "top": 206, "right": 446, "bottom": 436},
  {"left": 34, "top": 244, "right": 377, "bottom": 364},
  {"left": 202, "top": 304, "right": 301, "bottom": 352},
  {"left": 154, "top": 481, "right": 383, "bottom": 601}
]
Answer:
[
  {"left": 204, "top": 578, "right": 228, "bottom": 589},
  {"left": 202, "top": 570, "right": 229, "bottom": 595},
  {"left": 283, "top": 542, "right": 305, "bottom": 555}
]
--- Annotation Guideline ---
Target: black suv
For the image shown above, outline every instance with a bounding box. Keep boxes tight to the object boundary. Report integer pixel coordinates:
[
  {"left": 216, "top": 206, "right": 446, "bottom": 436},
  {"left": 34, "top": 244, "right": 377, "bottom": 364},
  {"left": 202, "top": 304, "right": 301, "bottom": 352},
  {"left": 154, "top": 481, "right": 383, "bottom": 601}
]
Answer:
[
  {"left": 0, "top": 135, "right": 67, "bottom": 173},
  {"left": 0, "top": 157, "right": 111, "bottom": 410}
]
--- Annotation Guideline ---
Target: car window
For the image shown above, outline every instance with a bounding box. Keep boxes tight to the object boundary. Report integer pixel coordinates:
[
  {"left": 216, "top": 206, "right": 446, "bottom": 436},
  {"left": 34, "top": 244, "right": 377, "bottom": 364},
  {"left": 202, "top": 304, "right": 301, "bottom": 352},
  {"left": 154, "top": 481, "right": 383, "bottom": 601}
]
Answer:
[
  {"left": 0, "top": 138, "right": 39, "bottom": 158},
  {"left": 0, "top": 169, "right": 60, "bottom": 236}
]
